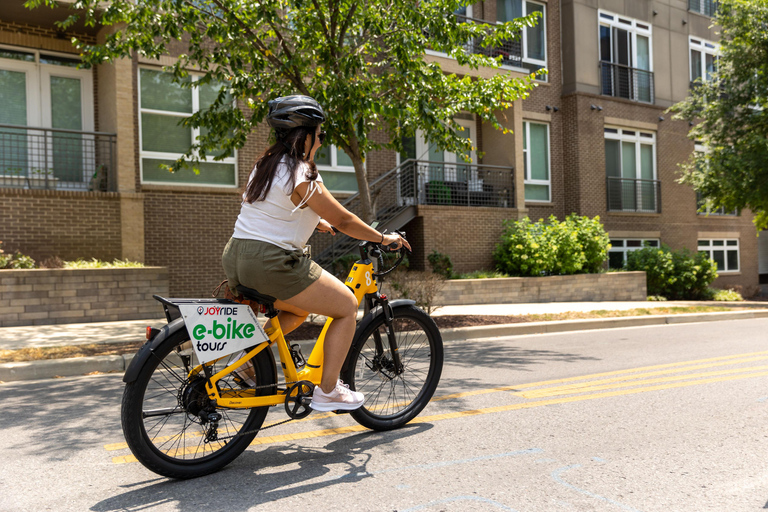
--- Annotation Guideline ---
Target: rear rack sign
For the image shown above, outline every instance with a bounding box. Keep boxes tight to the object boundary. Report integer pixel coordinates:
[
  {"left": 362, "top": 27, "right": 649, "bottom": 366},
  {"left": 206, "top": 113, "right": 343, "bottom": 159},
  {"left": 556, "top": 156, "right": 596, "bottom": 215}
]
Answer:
[{"left": 178, "top": 304, "right": 268, "bottom": 364}]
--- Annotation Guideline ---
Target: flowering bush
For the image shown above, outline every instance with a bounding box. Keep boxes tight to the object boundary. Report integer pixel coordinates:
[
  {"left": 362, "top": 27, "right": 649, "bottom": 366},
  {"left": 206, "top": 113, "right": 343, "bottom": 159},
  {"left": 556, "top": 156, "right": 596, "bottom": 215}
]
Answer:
[
  {"left": 493, "top": 215, "right": 610, "bottom": 277},
  {"left": 0, "top": 241, "right": 35, "bottom": 269}
]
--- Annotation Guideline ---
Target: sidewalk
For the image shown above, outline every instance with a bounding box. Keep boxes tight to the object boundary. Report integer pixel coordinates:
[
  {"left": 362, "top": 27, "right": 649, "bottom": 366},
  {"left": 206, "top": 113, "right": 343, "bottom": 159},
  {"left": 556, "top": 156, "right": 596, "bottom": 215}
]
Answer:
[{"left": 2, "top": 300, "right": 767, "bottom": 382}]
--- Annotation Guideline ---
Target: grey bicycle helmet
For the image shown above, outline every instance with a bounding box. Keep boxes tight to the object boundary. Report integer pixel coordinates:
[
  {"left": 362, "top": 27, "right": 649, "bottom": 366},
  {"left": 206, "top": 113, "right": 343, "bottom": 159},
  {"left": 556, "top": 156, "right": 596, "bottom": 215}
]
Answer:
[{"left": 267, "top": 95, "right": 326, "bottom": 134}]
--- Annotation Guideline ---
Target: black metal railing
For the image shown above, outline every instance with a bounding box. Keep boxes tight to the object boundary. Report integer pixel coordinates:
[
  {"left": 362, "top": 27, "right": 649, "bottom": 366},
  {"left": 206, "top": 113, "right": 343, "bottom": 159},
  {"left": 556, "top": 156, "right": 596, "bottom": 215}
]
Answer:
[
  {"left": 0, "top": 124, "right": 117, "bottom": 191},
  {"left": 308, "top": 159, "right": 515, "bottom": 271},
  {"left": 606, "top": 177, "right": 661, "bottom": 213},
  {"left": 689, "top": 0, "right": 719, "bottom": 17},
  {"left": 600, "top": 61, "right": 655, "bottom": 104},
  {"left": 451, "top": 14, "right": 524, "bottom": 68}
]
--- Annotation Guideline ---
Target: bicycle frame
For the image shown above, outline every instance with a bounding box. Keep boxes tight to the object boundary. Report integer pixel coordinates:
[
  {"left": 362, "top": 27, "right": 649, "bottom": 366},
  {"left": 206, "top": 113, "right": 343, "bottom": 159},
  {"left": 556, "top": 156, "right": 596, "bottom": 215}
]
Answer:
[{"left": 199, "top": 257, "right": 381, "bottom": 409}]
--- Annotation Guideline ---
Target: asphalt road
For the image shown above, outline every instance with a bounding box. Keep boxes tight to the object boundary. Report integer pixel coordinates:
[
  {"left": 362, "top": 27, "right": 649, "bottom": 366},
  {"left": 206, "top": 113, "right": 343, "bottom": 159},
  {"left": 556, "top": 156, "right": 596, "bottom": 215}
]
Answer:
[{"left": 2, "top": 318, "right": 768, "bottom": 512}]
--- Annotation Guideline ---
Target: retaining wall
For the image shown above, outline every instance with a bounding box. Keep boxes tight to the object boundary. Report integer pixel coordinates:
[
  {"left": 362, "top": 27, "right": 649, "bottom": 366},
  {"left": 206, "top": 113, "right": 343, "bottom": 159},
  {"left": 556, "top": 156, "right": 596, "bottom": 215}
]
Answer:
[
  {"left": 437, "top": 271, "right": 647, "bottom": 305},
  {"left": 0, "top": 267, "right": 169, "bottom": 327}
]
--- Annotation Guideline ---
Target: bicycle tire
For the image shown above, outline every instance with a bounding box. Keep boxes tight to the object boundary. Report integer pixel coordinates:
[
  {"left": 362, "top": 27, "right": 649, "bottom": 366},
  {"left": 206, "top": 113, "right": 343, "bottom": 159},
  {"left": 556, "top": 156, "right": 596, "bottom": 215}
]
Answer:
[
  {"left": 343, "top": 304, "right": 443, "bottom": 431},
  {"left": 121, "top": 328, "right": 276, "bottom": 479}
]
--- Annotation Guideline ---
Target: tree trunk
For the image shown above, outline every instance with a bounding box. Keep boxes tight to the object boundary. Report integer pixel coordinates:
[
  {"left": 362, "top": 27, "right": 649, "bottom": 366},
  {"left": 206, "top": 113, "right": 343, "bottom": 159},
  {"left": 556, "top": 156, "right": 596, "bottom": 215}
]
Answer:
[{"left": 346, "top": 135, "right": 375, "bottom": 224}]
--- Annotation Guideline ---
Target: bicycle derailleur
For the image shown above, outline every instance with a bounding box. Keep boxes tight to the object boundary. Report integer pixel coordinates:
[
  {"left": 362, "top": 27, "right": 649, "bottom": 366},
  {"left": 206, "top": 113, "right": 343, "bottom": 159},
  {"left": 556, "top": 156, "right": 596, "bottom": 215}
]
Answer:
[{"left": 179, "top": 377, "right": 222, "bottom": 443}]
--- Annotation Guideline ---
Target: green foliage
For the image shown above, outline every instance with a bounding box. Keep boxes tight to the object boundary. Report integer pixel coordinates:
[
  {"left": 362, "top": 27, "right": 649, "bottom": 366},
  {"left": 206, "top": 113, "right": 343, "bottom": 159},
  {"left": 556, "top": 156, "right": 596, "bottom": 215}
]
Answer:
[
  {"left": 27, "top": 0, "right": 545, "bottom": 221},
  {"left": 669, "top": 0, "right": 768, "bottom": 229},
  {"left": 625, "top": 245, "right": 718, "bottom": 300},
  {"left": 712, "top": 288, "right": 744, "bottom": 301},
  {"left": 0, "top": 242, "right": 36, "bottom": 269},
  {"left": 454, "top": 270, "right": 510, "bottom": 279},
  {"left": 646, "top": 295, "right": 668, "bottom": 301},
  {"left": 427, "top": 250, "right": 454, "bottom": 278},
  {"left": 492, "top": 214, "right": 610, "bottom": 277},
  {"left": 63, "top": 259, "right": 145, "bottom": 269}
]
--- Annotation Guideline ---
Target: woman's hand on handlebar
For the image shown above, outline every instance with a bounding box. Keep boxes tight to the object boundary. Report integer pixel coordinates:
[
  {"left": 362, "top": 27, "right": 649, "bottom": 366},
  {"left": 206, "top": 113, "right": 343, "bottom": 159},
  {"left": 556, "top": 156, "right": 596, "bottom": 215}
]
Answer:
[
  {"left": 316, "top": 219, "right": 337, "bottom": 235},
  {"left": 383, "top": 232, "right": 411, "bottom": 252}
]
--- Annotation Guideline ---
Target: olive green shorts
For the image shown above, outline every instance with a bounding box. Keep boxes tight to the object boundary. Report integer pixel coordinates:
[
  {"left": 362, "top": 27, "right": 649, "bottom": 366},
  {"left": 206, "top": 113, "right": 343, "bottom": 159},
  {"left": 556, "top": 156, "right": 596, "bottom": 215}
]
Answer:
[{"left": 221, "top": 238, "right": 323, "bottom": 301}]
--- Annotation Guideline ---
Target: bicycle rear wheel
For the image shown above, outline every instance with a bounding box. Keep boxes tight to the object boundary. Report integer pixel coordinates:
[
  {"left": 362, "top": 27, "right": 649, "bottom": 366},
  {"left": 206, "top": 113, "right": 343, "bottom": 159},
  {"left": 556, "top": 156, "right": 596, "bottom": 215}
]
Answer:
[
  {"left": 343, "top": 304, "right": 443, "bottom": 431},
  {"left": 121, "top": 329, "right": 276, "bottom": 479}
]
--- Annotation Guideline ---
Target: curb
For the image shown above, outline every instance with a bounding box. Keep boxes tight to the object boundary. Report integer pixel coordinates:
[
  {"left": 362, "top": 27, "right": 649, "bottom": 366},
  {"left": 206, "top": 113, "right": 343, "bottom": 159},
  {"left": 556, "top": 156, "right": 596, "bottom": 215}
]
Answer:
[{"left": 2, "top": 309, "right": 768, "bottom": 383}]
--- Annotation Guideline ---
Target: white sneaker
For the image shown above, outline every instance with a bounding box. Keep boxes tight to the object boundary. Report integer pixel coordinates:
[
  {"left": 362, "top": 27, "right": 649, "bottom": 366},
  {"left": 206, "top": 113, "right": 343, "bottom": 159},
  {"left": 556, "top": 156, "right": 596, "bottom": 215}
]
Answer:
[{"left": 310, "top": 380, "right": 365, "bottom": 411}]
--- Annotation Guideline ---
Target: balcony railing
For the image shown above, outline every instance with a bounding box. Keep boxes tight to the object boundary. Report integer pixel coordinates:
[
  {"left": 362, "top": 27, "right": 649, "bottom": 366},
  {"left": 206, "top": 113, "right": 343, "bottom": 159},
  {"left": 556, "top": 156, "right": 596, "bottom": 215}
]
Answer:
[
  {"left": 451, "top": 14, "right": 524, "bottom": 69},
  {"left": 689, "top": 0, "right": 719, "bottom": 17},
  {"left": 306, "top": 159, "right": 515, "bottom": 272},
  {"left": 607, "top": 177, "right": 661, "bottom": 213},
  {"left": 402, "top": 159, "right": 515, "bottom": 208},
  {"left": 0, "top": 124, "right": 116, "bottom": 191},
  {"left": 600, "top": 61, "right": 655, "bottom": 104}
]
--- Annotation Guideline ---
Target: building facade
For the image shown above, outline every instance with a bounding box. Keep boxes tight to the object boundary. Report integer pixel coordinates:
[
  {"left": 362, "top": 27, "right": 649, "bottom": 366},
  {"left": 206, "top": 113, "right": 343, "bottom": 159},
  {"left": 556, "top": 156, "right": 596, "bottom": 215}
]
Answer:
[{"left": 0, "top": 0, "right": 757, "bottom": 298}]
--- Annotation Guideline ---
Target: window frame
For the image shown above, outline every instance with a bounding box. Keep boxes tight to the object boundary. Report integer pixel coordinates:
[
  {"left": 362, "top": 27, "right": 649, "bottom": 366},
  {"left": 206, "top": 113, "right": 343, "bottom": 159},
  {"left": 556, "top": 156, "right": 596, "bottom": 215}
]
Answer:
[
  {"left": 138, "top": 66, "right": 238, "bottom": 188},
  {"left": 523, "top": 120, "right": 551, "bottom": 203},
  {"left": 495, "top": 0, "right": 548, "bottom": 77},
  {"left": 689, "top": 37, "right": 719, "bottom": 84},
  {"left": 315, "top": 144, "right": 359, "bottom": 194},
  {"left": 604, "top": 127, "right": 657, "bottom": 180},
  {"left": 608, "top": 238, "right": 660, "bottom": 268},
  {"left": 698, "top": 238, "right": 740, "bottom": 273},
  {"left": 693, "top": 142, "right": 737, "bottom": 216},
  {"left": 597, "top": 10, "right": 654, "bottom": 73}
]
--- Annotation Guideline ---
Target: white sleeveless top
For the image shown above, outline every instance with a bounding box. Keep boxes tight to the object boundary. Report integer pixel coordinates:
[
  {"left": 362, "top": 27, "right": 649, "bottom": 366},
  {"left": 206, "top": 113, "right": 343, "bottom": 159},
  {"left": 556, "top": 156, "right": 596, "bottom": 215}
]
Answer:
[{"left": 232, "top": 156, "right": 323, "bottom": 251}]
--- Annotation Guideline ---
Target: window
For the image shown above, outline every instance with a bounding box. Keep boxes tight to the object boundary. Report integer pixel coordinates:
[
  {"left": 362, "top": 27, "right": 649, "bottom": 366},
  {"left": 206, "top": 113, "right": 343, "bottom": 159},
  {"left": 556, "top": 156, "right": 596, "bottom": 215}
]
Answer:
[
  {"left": 523, "top": 121, "right": 550, "bottom": 202},
  {"left": 605, "top": 127, "right": 658, "bottom": 212},
  {"left": 699, "top": 239, "right": 739, "bottom": 272},
  {"left": 608, "top": 238, "right": 659, "bottom": 269},
  {"left": 689, "top": 0, "right": 718, "bottom": 17},
  {"left": 139, "top": 68, "right": 236, "bottom": 186},
  {"left": 693, "top": 142, "right": 737, "bottom": 216},
  {"left": 0, "top": 46, "right": 95, "bottom": 189},
  {"left": 690, "top": 38, "right": 718, "bottom": 85},
  {"left": 599, "top": 11, "right": 653, "bottom": 103},
  {"left": 315, "top": 145, "right": 358, "bottom": 193},
  {"left": 497, "top": 0, "right": 547, "bottom": 75}
]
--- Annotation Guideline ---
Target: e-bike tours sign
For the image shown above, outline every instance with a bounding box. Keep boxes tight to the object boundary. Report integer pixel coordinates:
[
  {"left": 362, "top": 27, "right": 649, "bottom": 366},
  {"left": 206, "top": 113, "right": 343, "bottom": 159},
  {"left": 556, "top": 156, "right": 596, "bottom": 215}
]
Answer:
[{"left": 178, "top": 304, "right": 269, "bottom": 364}]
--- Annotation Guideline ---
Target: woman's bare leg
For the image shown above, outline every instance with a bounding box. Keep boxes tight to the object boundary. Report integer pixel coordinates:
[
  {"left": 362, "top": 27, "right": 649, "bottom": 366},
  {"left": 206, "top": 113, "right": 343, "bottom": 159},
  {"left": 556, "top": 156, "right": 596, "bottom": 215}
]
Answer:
[{"left": 277, "top": 269, "right": 358, "bottom": 393}]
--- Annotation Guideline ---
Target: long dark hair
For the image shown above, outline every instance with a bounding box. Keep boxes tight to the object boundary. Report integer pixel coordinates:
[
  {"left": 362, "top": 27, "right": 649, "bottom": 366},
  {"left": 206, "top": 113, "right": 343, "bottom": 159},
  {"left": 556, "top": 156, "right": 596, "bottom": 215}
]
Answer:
[{"left": 244, "top": 126, "right": 319, "bottom": 203}]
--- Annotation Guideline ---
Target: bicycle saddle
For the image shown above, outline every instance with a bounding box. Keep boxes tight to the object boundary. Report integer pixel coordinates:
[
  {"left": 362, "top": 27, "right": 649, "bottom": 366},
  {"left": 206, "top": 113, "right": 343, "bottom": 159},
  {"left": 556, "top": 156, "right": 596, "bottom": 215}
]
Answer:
[{"left": 235, "top": 285, "right": 277, "bottom": 306}]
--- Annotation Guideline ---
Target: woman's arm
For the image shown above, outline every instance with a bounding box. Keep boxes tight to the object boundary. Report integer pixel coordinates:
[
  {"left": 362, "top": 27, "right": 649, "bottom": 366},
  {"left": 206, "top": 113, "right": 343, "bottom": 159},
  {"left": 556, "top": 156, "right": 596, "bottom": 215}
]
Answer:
[{"left": 294, "top": 181, "right": 411, "bottom": 250}]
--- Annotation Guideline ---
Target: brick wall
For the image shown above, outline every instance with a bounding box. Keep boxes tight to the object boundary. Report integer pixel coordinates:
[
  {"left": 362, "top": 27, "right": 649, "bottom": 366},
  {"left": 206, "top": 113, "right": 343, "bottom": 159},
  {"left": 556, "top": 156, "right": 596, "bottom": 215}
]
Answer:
[
  {"left": 437, "top": 271, "right": 647, "bottom": 305},
  {"left": 0, "top": 267, "right": 168, "bottom": 327},
  {"left": 0, "top": 189, "right": 123, "bottom": 262},
  {"left": 407, "top": 205, "right": 518, "bottom": 273}
]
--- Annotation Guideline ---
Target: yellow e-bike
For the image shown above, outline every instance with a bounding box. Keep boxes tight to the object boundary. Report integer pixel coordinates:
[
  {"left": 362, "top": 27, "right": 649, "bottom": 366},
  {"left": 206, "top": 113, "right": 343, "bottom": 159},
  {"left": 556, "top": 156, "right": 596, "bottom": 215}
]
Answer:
[{"left": 120, "top": 239, "right": 443, "bottom": 479}]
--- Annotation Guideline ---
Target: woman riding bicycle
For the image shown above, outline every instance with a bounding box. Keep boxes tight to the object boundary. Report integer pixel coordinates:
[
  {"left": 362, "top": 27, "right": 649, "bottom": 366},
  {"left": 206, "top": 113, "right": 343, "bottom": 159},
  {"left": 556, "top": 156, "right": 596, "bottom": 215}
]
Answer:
[{"left": 222, "top": 95, "right": 410, "bottom": 412}]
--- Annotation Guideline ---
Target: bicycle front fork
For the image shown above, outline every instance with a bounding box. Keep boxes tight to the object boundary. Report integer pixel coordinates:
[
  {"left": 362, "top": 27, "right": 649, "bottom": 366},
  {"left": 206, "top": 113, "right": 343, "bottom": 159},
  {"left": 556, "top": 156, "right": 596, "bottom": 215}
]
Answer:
[{"left": 365, "top": 292, "right": 404, "bottom": 375}]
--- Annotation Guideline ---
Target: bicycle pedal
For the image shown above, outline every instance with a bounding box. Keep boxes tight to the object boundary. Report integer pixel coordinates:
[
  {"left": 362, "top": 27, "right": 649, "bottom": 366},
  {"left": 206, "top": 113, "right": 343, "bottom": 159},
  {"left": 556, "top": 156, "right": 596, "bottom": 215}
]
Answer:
[{"left": 332, "top": 409, "right": 351, "bottom": 415}]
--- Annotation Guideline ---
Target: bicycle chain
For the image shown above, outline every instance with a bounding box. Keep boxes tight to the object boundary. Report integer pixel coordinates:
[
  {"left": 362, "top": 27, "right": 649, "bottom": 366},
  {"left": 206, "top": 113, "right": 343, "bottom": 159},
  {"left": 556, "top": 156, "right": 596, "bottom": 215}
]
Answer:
[{"left": 211, "top": 380, "right": 304, "bottom": 442}]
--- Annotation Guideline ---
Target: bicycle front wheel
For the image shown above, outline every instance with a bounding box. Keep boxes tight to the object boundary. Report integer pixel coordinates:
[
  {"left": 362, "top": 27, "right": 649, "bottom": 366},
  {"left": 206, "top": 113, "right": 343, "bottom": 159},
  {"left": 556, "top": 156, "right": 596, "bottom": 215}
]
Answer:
[
  {"left": 343, "top": 304, "right": 443, "bottom": 431},
  {"left": 121, "top": 329, "right": 277, "bottom": 479}
]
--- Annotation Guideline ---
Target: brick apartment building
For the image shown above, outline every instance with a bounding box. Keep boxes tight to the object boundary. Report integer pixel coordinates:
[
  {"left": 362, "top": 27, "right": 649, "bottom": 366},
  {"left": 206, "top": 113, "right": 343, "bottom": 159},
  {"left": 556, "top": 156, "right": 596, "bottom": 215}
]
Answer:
[{"left": 0, "top": 0, "right": 760, "bottom": 297}]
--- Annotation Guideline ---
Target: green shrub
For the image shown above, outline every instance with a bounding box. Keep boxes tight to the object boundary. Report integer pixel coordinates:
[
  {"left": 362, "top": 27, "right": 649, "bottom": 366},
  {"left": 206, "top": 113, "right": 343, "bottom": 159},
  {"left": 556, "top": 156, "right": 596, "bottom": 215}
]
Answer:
[
  {"left": 62, "top": 258, "right": 144, "bottom": 269},
  {"left": 492, "top": 214, "right": 610, "bottom": 277},
  {"left": 454, "top": 270, "right": 509, "bottom": 279},
  {"left": 712, "top": 288, "right": 743, "bottom": 301},
  {"left": 626, "top": 245, "right": 717, "bottom": 300},
  {"left": 427, "top": 250, "right": 453, "bottom": 279},
  {"left": 0, "top": 242, "right": 36, "bottom": 269},
  {"left": 647, "top": 295, "right": 668, "bottom": 301}
]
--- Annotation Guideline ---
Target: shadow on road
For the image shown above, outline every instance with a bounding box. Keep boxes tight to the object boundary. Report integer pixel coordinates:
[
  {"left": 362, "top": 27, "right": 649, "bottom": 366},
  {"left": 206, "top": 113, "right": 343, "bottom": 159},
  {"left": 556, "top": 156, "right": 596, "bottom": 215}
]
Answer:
[{"left": 90, "top": 423, "right": 433, "bottom": 511}]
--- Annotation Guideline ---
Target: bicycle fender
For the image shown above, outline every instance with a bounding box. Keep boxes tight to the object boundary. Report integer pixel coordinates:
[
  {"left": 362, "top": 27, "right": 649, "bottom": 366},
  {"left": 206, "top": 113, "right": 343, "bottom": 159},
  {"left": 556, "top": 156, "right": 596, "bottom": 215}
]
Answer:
[{"left": 123, "top": 317, "right": 187, "bottom": 383}]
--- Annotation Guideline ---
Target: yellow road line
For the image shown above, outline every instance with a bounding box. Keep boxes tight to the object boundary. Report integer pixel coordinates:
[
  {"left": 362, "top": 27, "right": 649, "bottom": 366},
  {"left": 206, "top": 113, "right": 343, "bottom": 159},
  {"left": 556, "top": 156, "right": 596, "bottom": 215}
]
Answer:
[
  {"left": 111, "top": 369, "right": 768, "bottom": 464},
  {"left": 518, "top": 364, "right": 768, "bottom": 398},
  {"left": 509, "top": 350, "right": 768, "bottom": 390}
]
